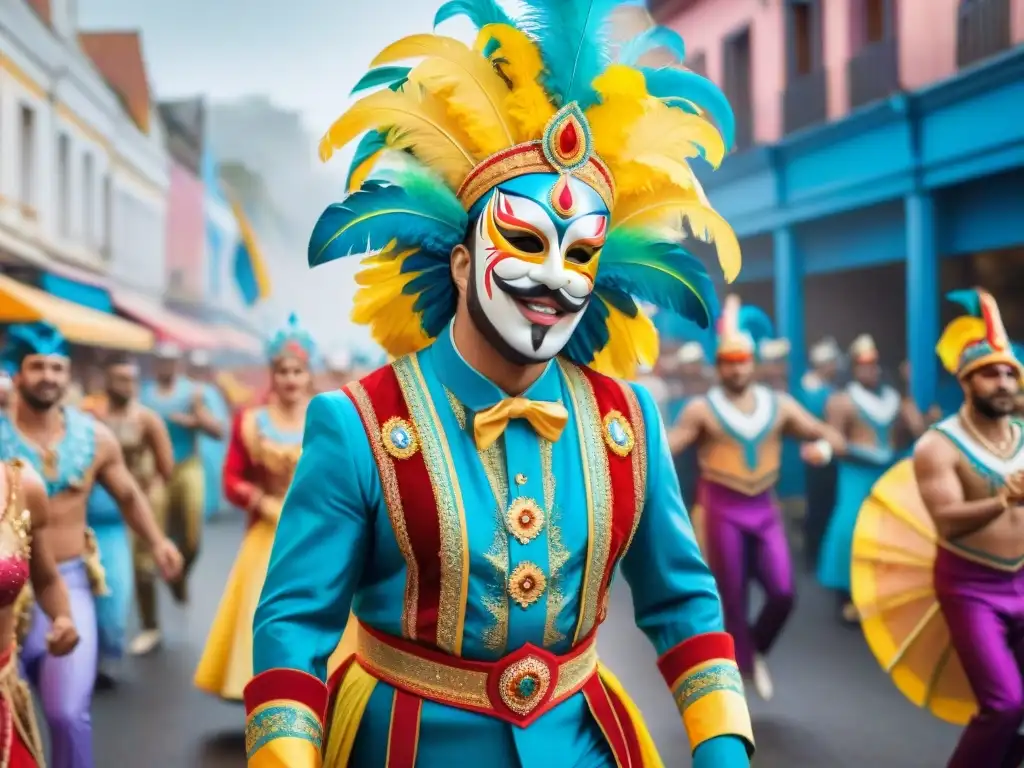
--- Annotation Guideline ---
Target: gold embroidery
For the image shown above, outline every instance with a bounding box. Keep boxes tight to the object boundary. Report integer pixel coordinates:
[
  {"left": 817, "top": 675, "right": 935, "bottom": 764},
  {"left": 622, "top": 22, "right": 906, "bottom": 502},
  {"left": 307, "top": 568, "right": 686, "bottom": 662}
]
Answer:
[
  {"left": 381, "top": 416, "right": 419, "bottom": 460},
  {"left": 618, "top": 381, "right": 648, "bottom": 555},
  {"left": 602, "top": 410, "right": 636, "bottom": 457},
  {"left": 445, "top": 390, "right": 466, "bottom": 430},
  {"left": 506, "top": 497, "right": 545, "bottom": 544},
  {"left": 498, "top": 656, "right": 552, "bottom": 716},
  {"left": 396, "top": 356, "right": 469, "bottom": 656},
  {"left": 559, "top": 361, "right": 613, "bottom": 643},
  {"left": 508, "top": 562, "right": 547, "bottom": 608},
  {"left": 541, "top": 440, "right": 568, "bottom": 648},
  {"left": 348, "top": 383, "right": 420, "bottom": 640}
]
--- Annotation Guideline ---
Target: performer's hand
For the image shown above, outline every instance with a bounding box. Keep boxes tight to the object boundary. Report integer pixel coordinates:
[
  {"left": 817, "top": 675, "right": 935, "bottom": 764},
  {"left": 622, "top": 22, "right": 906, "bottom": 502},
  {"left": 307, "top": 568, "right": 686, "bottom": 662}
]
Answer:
[
  {"left": 800, "top": 441, "right": 828, "bottom": 466},
  {"left": 257, "top": 495, "right": 283, "bottom": 522},
  {"left": 46, "top": 615, "right": 79, "bottom": 656},
  {"left": 152, "top": 538, "right": 184, "bottom": 582}
]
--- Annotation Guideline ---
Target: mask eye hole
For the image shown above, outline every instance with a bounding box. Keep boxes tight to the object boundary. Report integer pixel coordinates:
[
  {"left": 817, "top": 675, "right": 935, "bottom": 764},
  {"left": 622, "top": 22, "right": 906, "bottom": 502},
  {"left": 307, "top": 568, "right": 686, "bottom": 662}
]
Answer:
[
  {"left": 499, "top": 226, "right": 544, "bottom": 254},
  {"left": 566, "top": 246, "right": 596, "bottom": 265}
]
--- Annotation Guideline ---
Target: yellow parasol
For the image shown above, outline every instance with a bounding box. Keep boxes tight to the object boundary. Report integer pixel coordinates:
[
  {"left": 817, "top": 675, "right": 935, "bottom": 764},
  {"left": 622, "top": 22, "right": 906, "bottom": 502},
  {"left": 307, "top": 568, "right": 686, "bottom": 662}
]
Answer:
[{"left": 851, "top": 458, "right": 977, "bottom": 726}]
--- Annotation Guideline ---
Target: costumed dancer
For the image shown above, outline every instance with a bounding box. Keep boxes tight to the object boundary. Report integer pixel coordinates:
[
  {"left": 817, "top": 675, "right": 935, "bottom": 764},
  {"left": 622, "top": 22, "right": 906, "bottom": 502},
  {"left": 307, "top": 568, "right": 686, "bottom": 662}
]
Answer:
[
  {"left": 800, "top": 337, "right": 841, "bottom": 571},
  {"left": 188, "top": 350, "right": 231, "bottom": 520},
  {"left": 0, "top": 323, "right": 182, "bottom": 768},
  {"left": 245, "top": 2, "right": 758, "bottom": 766},
  {"left": 818, "top": 334, "right": 924, "bottom": 623},
  {"left": 672, "top": 342, "right": 710, "bottom": 512},
  {"left": 0, "top": 457, "right": 80, "bottom": 768},
  {"left": 137, "top": 343, "right": 224, "bottom": 653},
  {"left": 669, "top": 296, "right": 843, "bottom": 700},
  {"left": 81, "top": 355, "right": 174, "bottom": 686},
  {"left": 852, "top": 289, "right": 1024, "bottom": 768}
]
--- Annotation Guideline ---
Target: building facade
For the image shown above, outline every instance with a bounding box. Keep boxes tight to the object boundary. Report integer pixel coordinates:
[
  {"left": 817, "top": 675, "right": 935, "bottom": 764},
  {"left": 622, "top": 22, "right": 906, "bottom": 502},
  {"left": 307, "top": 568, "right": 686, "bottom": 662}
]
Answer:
[{"left": 653, "top": 0, "right": 1024, "bottom": 408}]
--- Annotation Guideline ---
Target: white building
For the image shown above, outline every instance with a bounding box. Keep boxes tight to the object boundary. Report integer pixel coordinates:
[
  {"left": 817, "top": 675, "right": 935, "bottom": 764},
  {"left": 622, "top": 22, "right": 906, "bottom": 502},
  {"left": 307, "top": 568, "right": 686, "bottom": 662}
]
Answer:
[{"left": 0, "top": 0, "right": 169, "bottom": 295}]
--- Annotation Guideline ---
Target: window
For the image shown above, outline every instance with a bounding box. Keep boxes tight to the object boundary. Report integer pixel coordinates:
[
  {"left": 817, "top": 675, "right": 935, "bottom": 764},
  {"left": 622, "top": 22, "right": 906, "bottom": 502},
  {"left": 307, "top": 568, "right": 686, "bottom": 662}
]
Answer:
[
  {"left": 57, "top": 133, "right": 70, "bottom": 236},
  {"left": 957, "top": 0, "right": 1012, "bottom": 69},
  {"left": 686, "top": 52, "right": 707, "bottom": 78},
  {"left": 101, "top": 175, "right": 113, "bottom": 258},
  {"left": 788, "top": 0, "right": 822, "bottom": 78},
  {"left": 865, "top": 0, "right": 886, "bottom": 43},
  {"left": 82, "top": 154, "right": 94, "bottom": 244},
  {"left": 723, "top": 29, "right": 753, "bottom": 149},
  {"left": 18, "top": 106, "right": 35, "bottom": 211}
]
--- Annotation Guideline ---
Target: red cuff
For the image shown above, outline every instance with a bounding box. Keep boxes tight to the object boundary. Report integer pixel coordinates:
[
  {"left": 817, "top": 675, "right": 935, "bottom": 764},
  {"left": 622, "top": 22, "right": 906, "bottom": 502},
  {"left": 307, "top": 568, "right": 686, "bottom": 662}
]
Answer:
[
  {"left": 244, "top": 668, "right": 329, "bottom": 723},
  {"left": 657, "top": 632, "right": 736, "bottom": 688}
]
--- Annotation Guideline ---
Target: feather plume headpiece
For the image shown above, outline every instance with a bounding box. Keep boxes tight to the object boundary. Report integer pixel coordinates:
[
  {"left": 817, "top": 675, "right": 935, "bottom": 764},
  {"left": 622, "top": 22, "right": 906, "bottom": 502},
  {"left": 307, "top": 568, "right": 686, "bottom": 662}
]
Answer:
[
  {"left": 266, "top": 313, "right": 317, "bottom": 364},
  {"left": 2, "top": 322, "right": 69, "bottom": 371},
  {"left": 310, "top": 0, "right": 742, "bottom": 378},
  {"left": 715, "top": 296, "right": 773, "bottom": 362},
  {"left": 849, "top": 334, "right": 880, "bottom": 365},
  {"left": 936, "top": 289, "right": 1021, "bottom": 379}
]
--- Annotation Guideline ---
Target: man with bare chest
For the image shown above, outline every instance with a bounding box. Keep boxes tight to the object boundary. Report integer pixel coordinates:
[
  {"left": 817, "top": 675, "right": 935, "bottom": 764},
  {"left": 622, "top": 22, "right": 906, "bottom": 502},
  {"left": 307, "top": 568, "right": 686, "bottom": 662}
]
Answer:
[
  {"left": 0, "top": 323, "right": 183, "bottom": 768},
  {"left": 669, "top": 296, "right": 844, "bottom": 699},
  {"left": 915, "top": 290, "right": 1024, "bottom": 767}
]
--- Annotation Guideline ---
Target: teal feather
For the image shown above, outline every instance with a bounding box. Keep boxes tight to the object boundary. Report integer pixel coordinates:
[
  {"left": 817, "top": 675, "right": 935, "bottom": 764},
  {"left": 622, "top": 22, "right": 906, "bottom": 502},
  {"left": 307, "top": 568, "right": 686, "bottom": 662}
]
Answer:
[
  {"left": 617, "top": 26, "right": 685, "bottom": 66},
  {"left": 434, "top": 0, "right": 515, "bottom": 29},
  {"left": 946, "top": 289, "right": 982, "bottom": 317},
  {"left": 518, "top": 0, "right": 623, "bottom": 109},
  {"left": 482, "top": 36, "right": 501, "bottom": 58},
  {"left": 737, "top": 305, "right": 774, "bottom": 343},
  {"left": 350, "top": 67, "right": 412, "bottom": 95},
  {"left": 344, "top": 131, "right": 389, "bottom": 192},
  {"left": 563, "top": 288, "right": 614, "bottom": 366},
  {"left": 595, "top": 227, "right": 718, "bottom": 329},
  {"left": 309, "top": 168, "right": 468, "bottom": 268},
  {"left": 642, "top": 66, "right": 736, "bottom": 151}
]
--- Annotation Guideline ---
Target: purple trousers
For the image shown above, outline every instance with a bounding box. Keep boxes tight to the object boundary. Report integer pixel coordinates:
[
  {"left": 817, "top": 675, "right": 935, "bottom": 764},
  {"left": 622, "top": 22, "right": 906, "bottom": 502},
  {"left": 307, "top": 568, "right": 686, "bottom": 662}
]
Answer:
[
  {"left": 22, "top": 558, "right": 97, "bottom": 768},
  {"left": 701, "top": 481, "right": 795, "bottom": 675},
  {"left": 935, "top": 548, "right": 1024, "bottom": 768}
]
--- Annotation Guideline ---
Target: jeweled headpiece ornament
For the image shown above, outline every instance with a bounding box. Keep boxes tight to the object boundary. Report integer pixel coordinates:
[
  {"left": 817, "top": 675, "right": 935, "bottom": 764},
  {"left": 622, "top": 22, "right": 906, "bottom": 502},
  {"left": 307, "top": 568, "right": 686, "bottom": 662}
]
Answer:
[
  {"left": 936, "top": 289, "right": 1022, "bottom": 379},
  {"left": 266, "top": 313, "right": 317, "bottom": 363},
  {"left": 2, "top": 322, "right": 69, "bottom": 371},
  {"left": 308, "top": 0, "right": 742, "bottom": 379},
  {"left": 715, "top": 296, "right": 772, "bottom": 362}
]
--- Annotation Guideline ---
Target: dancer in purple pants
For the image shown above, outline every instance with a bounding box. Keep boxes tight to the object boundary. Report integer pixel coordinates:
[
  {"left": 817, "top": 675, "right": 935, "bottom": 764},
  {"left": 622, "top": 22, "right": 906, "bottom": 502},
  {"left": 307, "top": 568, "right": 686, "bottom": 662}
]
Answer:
[
  {"left": 669, "top": 296, "right": 844, "bottom": 700},
  {"left": 0, "top": 322, "right": 184, "bottom": 768}
]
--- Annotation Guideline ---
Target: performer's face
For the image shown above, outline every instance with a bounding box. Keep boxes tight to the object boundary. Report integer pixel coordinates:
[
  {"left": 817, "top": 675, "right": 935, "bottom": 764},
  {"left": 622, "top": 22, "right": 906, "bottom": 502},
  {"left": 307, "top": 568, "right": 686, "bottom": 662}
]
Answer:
[
  {"left": 272, "top": 354, "right": 311, "bottom": 404},
  {"left": 16, "top": 354, "right": 70, "bottom": 410},
  {"left": 154, "top": 358, "right": 179, "bottom": 383},
  {"left": 965, "top": 363, "right": 1020, "bottom": 419},
  {"left": 466, "top": 174, "right": 608, "bottom": 365},
  {"left": 106, "top": 363, "right": 139, "bottom": 405},
  {"left": 717, "top": 357, "right": 755, "bottom": 393},
  {"left": 853, "top": 359, "right": 880, "bottom": 389}
]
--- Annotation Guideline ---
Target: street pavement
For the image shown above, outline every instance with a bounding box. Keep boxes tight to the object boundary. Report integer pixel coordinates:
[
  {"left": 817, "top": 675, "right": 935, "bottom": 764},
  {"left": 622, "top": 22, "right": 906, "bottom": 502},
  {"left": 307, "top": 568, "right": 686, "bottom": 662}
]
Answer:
[{"left": 81, "top": 517, "right": 959, "bottom": 767}]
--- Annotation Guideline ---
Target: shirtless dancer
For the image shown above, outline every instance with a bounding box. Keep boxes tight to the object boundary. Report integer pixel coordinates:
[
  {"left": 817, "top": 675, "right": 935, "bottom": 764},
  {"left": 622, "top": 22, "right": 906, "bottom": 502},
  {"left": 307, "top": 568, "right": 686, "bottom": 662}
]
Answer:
[
  {"left": 0, "top": 323, "right": 183, "bottom": 768},
  {"left": 916, "top": 290, "right": 1024, "bottom": 767},
  {"left": 669, "top": 296, "right": 844, "bottom": 699}
]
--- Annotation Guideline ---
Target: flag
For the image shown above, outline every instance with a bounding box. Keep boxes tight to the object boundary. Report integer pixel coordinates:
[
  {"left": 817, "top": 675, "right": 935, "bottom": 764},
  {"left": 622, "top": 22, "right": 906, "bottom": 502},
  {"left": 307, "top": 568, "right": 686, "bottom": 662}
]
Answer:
[{"left": 229, "top": 196, "right": 272, "bottom": 306}]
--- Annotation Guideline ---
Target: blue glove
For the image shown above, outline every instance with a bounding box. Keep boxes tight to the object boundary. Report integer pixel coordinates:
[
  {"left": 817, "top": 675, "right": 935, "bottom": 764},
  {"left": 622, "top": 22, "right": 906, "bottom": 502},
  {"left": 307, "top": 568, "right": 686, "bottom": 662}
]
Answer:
[{"left": 693, "top": 735, "right": 750, "bottom": 768}]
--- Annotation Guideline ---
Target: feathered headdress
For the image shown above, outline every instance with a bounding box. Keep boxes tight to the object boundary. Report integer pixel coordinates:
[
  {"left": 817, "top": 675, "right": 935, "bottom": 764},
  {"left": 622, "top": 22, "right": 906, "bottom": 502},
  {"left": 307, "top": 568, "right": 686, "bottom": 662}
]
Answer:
[
  {"left": 309, "top": 0, "right": 741, "bottom": 379},
  {"left": 849, "top": 334, "right": 879, "bottom": 365},
  {"left": 715, "top": 296, "right": 772, "bottom": 361},
  {"left": 758, "top": 338, "right": 790, "bottom": 363},
  {"left": 266, "top": 313, "right": 317, "bottom": 364},
  {"left": 936, "top": 289, "right": 1021, "bottom": 379},
  {"left": 2, "top": 322, "right": 69, "bottom": 371},
  {"left": 809, "top": 337, "right": 840, "bottom": 366}
]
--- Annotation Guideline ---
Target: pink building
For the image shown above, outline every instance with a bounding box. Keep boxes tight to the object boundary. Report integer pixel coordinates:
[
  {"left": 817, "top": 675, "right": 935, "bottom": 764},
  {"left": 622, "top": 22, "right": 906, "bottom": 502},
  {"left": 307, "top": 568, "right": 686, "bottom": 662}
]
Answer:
[
  {"left": 163, "top": 161, "right": 206, "bottom": 302},
  {"left": 653, "top": 0, "right": 1024, "bottom": 148}
]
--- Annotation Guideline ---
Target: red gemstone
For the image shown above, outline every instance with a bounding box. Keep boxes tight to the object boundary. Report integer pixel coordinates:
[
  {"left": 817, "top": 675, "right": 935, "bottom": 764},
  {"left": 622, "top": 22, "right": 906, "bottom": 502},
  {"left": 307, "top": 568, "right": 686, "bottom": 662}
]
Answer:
[
  {"left": 558, "top": 121, "right": 579, "bottom": 157},
  {"left": 557, "top": 179, "right": 574, "bottom": 212}
]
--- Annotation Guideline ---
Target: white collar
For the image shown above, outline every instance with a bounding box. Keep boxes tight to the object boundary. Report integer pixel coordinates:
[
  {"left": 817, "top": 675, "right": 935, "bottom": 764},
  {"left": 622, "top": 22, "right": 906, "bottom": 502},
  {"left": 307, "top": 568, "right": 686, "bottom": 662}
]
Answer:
[
  {"left": 847, "top": 382, "right": 900, "bottom": 426},
  {"left": 707, "top": 384, "right": 776, "bottom": 441}
]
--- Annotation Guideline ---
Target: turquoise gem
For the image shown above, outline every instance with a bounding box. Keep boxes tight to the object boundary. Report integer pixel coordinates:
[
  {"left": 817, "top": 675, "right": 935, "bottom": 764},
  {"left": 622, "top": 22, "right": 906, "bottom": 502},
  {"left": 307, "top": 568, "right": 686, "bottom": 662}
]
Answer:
[
  {"left": 517, "top": 675, "right": 538, "bottom": 699},
  {"left": 391, "top": 427, "right": 410, "bottom": 449},
  {"left": 609, "top": 419, "right": 627, "bottom": 446}
]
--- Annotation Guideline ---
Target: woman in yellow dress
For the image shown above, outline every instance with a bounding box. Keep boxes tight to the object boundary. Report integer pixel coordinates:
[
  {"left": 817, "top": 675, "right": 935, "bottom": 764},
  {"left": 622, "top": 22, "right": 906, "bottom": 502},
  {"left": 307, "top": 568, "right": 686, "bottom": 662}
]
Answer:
[{"left": 195, "top": 314, "right": 355, "bottom": 699}]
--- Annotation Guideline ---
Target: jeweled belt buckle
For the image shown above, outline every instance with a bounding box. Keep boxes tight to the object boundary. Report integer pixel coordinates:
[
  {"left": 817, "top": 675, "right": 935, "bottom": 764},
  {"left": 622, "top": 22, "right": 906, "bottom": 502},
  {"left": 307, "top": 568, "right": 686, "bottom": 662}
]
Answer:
[{"left": 487, "top": 644, "right": 558, "bottom": 723}]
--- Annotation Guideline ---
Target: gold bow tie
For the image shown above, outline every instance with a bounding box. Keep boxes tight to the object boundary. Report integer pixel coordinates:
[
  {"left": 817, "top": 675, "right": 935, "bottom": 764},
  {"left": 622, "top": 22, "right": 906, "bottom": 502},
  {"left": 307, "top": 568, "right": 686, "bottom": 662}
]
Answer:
[{"left": 473, "top": 397, "right": 569, "bottom": 450}]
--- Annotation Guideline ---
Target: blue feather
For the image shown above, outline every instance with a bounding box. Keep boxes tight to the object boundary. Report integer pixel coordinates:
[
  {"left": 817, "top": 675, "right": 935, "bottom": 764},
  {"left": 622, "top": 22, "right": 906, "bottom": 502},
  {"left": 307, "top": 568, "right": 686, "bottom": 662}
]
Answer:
[
  {"left": 562, "top": 291, "right": 612, "bottom": 367},
  {"left": 2, "top": 321, "right": 69, "bottom": 369},
  {"left": 344, "top": 131, "right": 389, "bottom": 192},
  {"left": 737, "top": 305, "right": 774, "bottom": 343},
  {"left": 350, "top": 66, "right": 412, "bottom": 95},
  {"left": 596, "top": 228, "right": 719, "bottom": 329},
  {"left": 642, "top": 66, "right": 736, "bottom": 152},
  {"left": 434, "top": 0, "right": 515, "bottom": 29},
  {"left": 518, "top": 0, "right": 623, "bottom": 109},
  {"left": 946, "top": 289, "right": 982, "bottom": 317},
  {"left": 618, "top": 26, "right": 685, "bottom": 66},
  {"left": 309, "top": 169, "right": 468, "bottom": 268},
  {"left": 405, "top": 262, "right": 457, "bottom": 338}
]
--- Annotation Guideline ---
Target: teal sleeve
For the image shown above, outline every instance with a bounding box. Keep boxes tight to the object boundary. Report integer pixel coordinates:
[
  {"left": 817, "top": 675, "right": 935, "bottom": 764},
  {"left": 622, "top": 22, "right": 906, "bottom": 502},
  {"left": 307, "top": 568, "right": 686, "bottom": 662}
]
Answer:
[
  {"left": 693, "top": 736, "right": 750, "bottom": 767},
  {"left": 618, "top": 383, "right": 725, "bottom": 656},
  {"left": 251, "top": 391, "right": 374, "bottom": 680}
]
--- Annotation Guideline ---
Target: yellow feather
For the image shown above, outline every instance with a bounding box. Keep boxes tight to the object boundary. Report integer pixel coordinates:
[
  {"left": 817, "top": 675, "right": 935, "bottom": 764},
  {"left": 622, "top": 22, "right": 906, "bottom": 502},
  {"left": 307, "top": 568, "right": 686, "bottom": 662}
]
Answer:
[
  {"left": 586, "top": 65, "right": 648, "bottom": 161},
  {"left": 319, "top": 88, "right": 476, "bottom": 189},
  {"left": 477, "top": 25, "right": 555, "bottom": 142},
  {"left": 587, "top": 300, "right": 659, "bottom": 380},
  {"left": 346, "top": 149, "right": 384, "bottom": 193},
  {"left": 351, "top": 247, "right": 434, "bottom": 357},
  {"left": 936, "top": 316, "right": 986, "bottom": 375},
  {"left": 372, "top": 34, "right": 514, "bottom": 151}
]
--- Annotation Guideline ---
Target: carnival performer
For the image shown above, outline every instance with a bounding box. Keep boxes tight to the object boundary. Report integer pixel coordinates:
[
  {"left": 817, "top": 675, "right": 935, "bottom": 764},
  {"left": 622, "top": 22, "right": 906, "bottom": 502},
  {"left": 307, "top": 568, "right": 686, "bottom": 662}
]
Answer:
[
  {"left": 188, "top": 350, "right": 231, "bottom": 521},
  {"left": 139, "top": 343, "right": 224, "bottom": 637},
  {"left": 81, "top": 354, "right": 174, "bottom": 681},
  {"left": 818, "top": 334, "right": 925, "bottom": 622},
  {"left": 669, "top": 296, "right": 844, "bottom": 701},
  {"left": 0, "top": 322, "right": 182, "bottom": 768},
  {"left": 800, "top": 338, "right": 841, "bottom": 570},
  {"left": 0, "top": 457, "right": 81, "bottom": 768},
  {"left": 853, "top": 289, "right": 1024, "bottom": 768},
  {"left": 195, "top": 314, "right": 318, "bottom": 701},
  {"left": 245, "top": 2, "right": 757, "bottom": 766}
]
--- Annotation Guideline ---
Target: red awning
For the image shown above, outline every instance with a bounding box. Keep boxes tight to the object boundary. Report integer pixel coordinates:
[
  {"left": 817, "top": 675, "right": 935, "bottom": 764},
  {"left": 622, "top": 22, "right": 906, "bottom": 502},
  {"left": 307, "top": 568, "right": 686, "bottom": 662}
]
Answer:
[{"left": 111, "top": 290, "right": 218, "bottom": 350}]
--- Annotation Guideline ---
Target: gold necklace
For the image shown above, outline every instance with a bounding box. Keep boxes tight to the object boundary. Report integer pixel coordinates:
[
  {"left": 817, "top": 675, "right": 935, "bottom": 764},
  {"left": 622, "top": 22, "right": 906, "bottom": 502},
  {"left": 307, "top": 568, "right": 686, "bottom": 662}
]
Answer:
[{"left": 959, "top": 407, "right": 1018, "bottom": 459}]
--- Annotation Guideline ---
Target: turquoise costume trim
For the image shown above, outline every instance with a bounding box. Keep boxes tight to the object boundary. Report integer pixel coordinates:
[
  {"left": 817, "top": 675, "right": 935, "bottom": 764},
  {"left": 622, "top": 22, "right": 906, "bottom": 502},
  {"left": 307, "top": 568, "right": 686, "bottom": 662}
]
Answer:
[
  {"left": 141, "top": 379, "right": 200, "bottom": 465},
  {"left": 705, "top": 390, "right": 778, "bottom": 470},
  {"left": 245, "top": 705, "right": 323, "bottom": 759},
  {"left": 0, "top": 408, "right": 96, "bottom": 496},
  {"left": 252, "top": 327, "right": 730, "bottom": 765},
  {"left": 266, "top": 313, "right": 318, "bottom": 363},
  {"left": 254, "top": 407, "right": 304, "bottom": 446},
  {"left": 673, "top": 662, "right": 745, "bottom": 712},
  {"left": 931, "top": 418, "right": 1024, "bottom": 490}
]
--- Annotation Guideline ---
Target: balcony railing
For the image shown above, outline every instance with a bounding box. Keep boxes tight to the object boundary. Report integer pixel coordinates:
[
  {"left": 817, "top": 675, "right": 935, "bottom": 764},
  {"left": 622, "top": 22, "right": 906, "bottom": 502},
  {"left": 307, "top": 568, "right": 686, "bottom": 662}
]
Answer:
[
  {"left": 848, "top": 37, "right": 901, "bottom": 110},
  {"left": 957, "top": 0, "right": 1012, "bottom": 69},
  {"left": 782, "top": 68, "right": 828, "bottom": 134}
]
